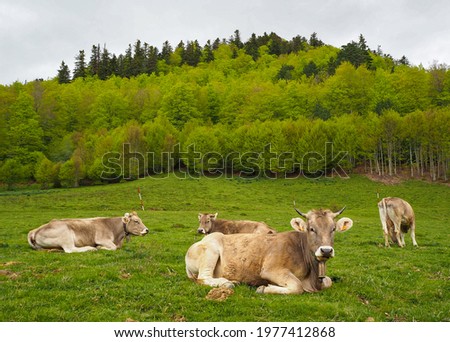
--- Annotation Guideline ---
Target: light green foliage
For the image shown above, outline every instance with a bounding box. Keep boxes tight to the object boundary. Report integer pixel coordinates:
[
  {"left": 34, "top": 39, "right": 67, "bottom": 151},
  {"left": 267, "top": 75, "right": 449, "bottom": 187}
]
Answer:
[
  {"left": 183, "top": 125, "right": 220, "bottom": 173},
  {"left": 0, "top": 158, "right": 26, "bottom": 190},
  {"left": 88, "top": 90, "right": 130, "bottom": 129},
  {"left": 35, "top": 157, "right": 59, "bottom": 189},
  {"left": 391, "top": 65, "right": 431, "bottom": 112},
  {"left": 1, "top": 33, "right": 449, "bottom": 188},
  {"left": 323, "top": 62, "right": 374, "bottom": 116},
  {"left": 159, "top": 82, "right": 201, "bottom": 128},
  {"left": 58, "top": 158, "right": 84, "bottom": 188},
  {"left": 6, "top": 92, "right": 44, "bottom": 155}
]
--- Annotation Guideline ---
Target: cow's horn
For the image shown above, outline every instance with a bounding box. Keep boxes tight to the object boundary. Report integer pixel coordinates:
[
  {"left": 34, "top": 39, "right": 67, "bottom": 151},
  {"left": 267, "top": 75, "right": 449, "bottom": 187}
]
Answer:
[
  {"left": 333, "top": 206, "right": 346, "bottom": 217},
  {"left": 294, "top": 208, "right": 307, "bottom": 218},
  {"left": 293, "top": 201, "right": 307, "bottom": 218}
]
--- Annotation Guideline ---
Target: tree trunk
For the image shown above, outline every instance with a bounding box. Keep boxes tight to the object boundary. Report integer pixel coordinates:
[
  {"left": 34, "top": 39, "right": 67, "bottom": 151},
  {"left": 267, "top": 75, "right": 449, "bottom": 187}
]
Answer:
[
  {"left": 430, "top": 149, "right": 436, "bottom": 181},
  {"left": 387, "top": 142, "right": 393, "bottom": 176}
]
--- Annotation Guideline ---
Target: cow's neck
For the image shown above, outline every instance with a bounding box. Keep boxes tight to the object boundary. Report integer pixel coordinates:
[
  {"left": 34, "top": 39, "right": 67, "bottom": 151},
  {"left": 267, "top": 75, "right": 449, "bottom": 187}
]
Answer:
[
  {"left": 290, "top": 232, "right": 323, "bottom": 291},
  {"left": 123, "top": 222, "right": 131, "bottom": 239},
  {"left": 301, "top": 258, "right": 323, "bottom": 292}
]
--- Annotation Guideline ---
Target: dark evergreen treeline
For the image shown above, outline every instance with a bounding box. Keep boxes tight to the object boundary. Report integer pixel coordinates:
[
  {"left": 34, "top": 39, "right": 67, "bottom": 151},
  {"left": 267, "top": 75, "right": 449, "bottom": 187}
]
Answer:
[
  {"left": 57, "top": 31, "right": 387, "bottom": 83},
  {"left": 57, "top": 31, "right": 322, "bottom": 82},
  {"left": 0, "top": 30, "right": 449, "bottom": 189}
]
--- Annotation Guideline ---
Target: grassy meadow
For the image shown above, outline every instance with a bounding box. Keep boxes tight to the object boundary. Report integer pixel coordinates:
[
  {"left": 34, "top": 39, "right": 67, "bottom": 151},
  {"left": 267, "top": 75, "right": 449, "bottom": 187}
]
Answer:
[{"left": 0, "top": 174, "right": 449, "bottom": 322}]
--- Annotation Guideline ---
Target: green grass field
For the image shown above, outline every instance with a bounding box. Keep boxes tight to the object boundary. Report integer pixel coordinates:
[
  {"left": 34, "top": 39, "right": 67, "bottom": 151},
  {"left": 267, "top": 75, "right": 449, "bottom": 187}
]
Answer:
[{"left": 0, "top": 174, "right": 449, "bottom": 322}]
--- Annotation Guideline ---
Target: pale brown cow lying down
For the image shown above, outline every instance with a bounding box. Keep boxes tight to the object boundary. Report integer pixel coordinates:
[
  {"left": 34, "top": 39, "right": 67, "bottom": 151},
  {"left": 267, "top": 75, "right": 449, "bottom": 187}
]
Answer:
[
  {"left": 27, "top": 212, "right": 148, "bottom": 253},
  {"left": 197, "top": 213, "right": 276, "bottom": 234},
  {"left": 378, "top": 197, "right": 417, "bottom": 247},
  {"left": 186, "top": 207, "right": 353, "bottom": 294}
]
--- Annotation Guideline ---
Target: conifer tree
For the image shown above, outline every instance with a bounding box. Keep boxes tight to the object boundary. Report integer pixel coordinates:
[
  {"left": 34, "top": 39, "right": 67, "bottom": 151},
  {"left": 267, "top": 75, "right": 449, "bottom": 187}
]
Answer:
[
  {"left": 303, "top": 61, "right": 319, "bottom": 78},
  {"left": 73, "top": 50, "right": 87, "bottom": 79},
  {"left": 57, "top": 61, "right": 71, "bottom": 84},
  {"left": 109, "top": 54, "right": 119, "bottom": 75},
  {"left": 122, "top": 44, "right": 133, "bottom": 77},
  {"left": 146, "top": 45, "right": 159, "bottom": 74},
  {"left": 88, "top": 44, "right": 101, "bottom": 76},
  {"left": 202, "top": 40, "right": 215, "bottom": 62},
  {"left": 268, "top": 32, "right": 285, "bottom": 56},
  {"left": 212, "top": 38, "right": 221, "bottom": 50},
  {"left": 175, "top": 41, "right": 186, "bottom": 65},
  {"left": 184, "top": 40, "right": 202, "bottom": 66},
  {"left": 309, "top": 32, "right": 324, "bottom": 47},
  {"left": 290, "top": 35, "right": 307, "bottom": 53},
  {"left": 132, "top": 40, "right": 146, "bottom": 76},
  {"left": 336, "top": 35, "right": 372, "bottom": 69},
  {"left": 245, "top": 33, "right": 259, "bottom": 60},
  {"left": 398, "top": 55, "right": 410, "bottom": 65},
  {"left": 230, "top": 29, "right": 244, "bottom": 49},
  {"left": 99, "top": 45, "right": 111, "bottom": 80},
  {"left": 160, "top": 41, "right": 173, "bottom": 64}
]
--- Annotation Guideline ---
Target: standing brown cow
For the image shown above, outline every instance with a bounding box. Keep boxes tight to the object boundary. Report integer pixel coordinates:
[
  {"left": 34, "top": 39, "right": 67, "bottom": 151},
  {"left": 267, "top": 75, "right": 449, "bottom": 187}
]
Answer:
[
  {"left": 197, "top": 213, "right": 276, "bottom": 235},
  {"left": 378, "top": 197, "right": 418, "bottom": 247}
]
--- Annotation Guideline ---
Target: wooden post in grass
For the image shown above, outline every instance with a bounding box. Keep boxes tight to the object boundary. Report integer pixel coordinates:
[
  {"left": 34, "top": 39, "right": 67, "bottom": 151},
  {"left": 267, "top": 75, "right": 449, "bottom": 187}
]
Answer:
[{"left": 138, "top": 187, "right": 144, "bottom": 211}]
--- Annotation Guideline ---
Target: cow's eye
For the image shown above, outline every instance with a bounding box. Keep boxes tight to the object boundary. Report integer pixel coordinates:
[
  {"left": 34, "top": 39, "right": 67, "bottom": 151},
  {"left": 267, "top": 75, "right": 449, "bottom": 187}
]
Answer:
[
  {"left": 309, "top": 227, "right": 315, "bottom": 233},
  {"left": 206, "top": 220, "right": 210, "bottom": 223},
  {"left": 134, "top": 220, "right": 139, "bottom": 223}
]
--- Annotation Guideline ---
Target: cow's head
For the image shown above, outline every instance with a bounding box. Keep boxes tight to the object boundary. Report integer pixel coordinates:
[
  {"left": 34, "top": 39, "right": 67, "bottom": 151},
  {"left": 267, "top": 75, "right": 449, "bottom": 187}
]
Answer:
[
  {"left": 122, "top": 211, "right": 149, "bottom": 236},
  {"left": 197, "top": 213, "right": 218, "bottom": 234},
  {"left": 290, "top": 207, "right": 352, "bottom": 261}
]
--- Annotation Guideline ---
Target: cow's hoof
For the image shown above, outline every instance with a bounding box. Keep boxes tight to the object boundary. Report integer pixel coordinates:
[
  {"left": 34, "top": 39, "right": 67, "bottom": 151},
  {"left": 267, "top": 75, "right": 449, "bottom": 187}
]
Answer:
[
  {"left": 321, "top": 276, "right": 332, "bottom": 289},
  {"left": 222, "top": 281, "right": 235, "bottom": 289},
  {"left": 256, "top": 286, "right": 266, "bottom": 294}
]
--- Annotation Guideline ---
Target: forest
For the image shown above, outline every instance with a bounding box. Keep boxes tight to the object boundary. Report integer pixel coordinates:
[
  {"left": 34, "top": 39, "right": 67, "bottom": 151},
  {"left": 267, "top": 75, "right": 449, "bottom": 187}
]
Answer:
[{"left": 0, "top": 31, "right": 449, "bottom": 189}]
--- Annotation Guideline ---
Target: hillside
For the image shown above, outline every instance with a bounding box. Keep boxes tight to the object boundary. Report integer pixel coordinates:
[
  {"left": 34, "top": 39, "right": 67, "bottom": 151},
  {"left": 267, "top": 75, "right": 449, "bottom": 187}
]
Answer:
[{"left": 0, "top": 31, "right": 449, "bottom": 189}]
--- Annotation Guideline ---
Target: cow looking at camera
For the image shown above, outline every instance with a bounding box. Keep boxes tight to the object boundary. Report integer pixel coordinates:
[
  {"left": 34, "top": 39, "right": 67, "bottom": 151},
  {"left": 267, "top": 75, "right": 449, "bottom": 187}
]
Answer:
[{"left": 186, "top": 206, "right": 353, "bottom": 294}]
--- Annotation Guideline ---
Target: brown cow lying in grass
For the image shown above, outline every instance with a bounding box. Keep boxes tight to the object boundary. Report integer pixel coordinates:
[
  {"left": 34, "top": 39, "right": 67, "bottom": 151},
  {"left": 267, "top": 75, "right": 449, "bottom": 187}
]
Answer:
[
  {"left": 187, "top": 206, "right": 353, "bottom": 294},
  {"left": 28, "top": 212, "right": 148, "bottom": 253},
  {"left": 197, "top": 212, "right": 276, "bottom": 234}
]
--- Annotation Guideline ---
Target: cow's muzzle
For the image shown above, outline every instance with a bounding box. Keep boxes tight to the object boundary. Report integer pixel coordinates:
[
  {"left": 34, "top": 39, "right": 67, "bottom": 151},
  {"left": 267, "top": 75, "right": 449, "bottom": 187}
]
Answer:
[
  {"left": 315, "top": 246, "right": 335, "bottom": 261},
  {"left": 141, "top": 228, "right": 149, "bottom": 235},
  {"left": 197, "top": 228, "right": 206, "bottom": 234}
]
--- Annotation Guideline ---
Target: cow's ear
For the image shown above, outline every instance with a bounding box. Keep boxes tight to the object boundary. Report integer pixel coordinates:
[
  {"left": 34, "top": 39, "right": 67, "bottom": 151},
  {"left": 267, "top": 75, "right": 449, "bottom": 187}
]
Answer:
[
  {"left": 211, "top": 213, "right": 218, "bottom": 220},
  {"left": 336, "top": 217, "right": 353, "bottom": 232},
  {"left": 122, "top": 213, "right": 131, "bottom": 224},
  {"left": 131, "top": 211, "right": 137, "bottom": 216},
  {"left": 290, "top": 218, "right": 307, "bottom": 232},
  {"left": 198, "top": 213, "right": 202, "bottom": 220}
]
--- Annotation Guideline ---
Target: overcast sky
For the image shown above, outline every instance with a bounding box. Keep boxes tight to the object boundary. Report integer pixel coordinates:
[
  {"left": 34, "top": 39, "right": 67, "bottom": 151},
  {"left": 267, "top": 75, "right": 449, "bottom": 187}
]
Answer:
[{"left": 1, "top": 0, "right": 449, "bottom": 85}]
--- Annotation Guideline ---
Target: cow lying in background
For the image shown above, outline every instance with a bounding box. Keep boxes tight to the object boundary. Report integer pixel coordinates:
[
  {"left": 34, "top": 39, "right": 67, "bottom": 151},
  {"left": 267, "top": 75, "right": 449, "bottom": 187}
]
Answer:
[
  {"left": 27, "top": 212, "right": 149, "bottom": 253},
  {"left": 378, "top": 197, "right": 418, "bottom": 247},
  {"left": 186, "top": 206, "right": 353, "bottom": 294},
  {"left": 197, "top": 213, "right": 276, "bottom": 234}
]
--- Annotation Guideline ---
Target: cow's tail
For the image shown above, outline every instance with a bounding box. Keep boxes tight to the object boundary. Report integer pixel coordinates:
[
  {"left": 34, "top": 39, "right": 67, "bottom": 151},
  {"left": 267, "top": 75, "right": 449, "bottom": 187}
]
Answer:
[
  {"left": 378, "top": 198, "right": 388, "bottom": 229},
  {"left": 381, "top": 197, "right": 387, "bottom": 216},
  {"left": 186, "top": 267, "right": 197, "bottom": 280},
  {"left": 380, "top": 198, "right": 399, "bottom": 243},
  {"left": 27, "top": 229, "right": 41, "bottom": 250}
]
